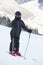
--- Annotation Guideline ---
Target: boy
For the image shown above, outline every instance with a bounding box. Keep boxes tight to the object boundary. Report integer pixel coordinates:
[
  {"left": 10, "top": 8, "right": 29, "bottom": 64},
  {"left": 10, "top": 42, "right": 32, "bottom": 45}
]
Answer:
[{"left": 9, "top": 11, "right": 32, "bottom": 56}]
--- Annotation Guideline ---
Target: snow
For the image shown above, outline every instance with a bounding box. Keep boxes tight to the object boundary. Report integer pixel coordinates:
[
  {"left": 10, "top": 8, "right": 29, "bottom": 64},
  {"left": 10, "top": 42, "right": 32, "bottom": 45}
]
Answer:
[
  {"left": 0, "top": 0, "right": 43, "bottom": 35},
  {"left": 20, "top": 0, "right": 43, "bottom": 35},
  {"left": 0, "top": 0, "right": 33, "bottom": 21},
  {"left": 0, "top": 25, "right": 43, "bottom": 65},
  {"left": 0, "top": 0, "right": 43, "bottom": 64}
]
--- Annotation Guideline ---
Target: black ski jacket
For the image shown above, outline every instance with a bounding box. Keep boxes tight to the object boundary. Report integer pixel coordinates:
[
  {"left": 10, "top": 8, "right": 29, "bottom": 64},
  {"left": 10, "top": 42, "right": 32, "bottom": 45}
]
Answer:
[{"left": 10, "top": 18, "right": 32, "bottom": 37}]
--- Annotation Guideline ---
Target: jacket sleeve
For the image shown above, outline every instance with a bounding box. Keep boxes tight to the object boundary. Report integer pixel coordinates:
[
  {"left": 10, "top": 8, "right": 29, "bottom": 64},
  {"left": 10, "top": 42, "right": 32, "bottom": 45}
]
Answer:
[{"left": 22, "top": 20, "right": 32, "bottom": 33}]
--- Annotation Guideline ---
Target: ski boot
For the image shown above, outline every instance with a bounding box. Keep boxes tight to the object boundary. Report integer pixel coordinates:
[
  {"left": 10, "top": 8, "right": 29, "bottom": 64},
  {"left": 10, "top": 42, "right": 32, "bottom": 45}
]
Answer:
[
  {"left": 9, "top": 51, "right": 21, "bottom": 56},
  {"left": 9, "top": 51, "right": 16, "bottom": 56},
  {"left": 15, "top": 52, "right": 21, "bottom": 56}
]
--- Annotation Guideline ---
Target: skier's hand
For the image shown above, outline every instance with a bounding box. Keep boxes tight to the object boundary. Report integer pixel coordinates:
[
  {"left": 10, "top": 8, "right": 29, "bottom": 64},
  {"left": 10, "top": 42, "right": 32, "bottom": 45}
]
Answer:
[{"left": 28, "top": 29, "right": 32, "bottom": 33}]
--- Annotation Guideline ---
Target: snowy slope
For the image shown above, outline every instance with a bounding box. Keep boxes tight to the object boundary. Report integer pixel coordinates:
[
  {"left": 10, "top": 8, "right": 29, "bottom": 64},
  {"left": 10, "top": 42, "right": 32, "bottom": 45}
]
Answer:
[
  {"left": 0, "top": 0, "right": 43, "bottom": 65},
  {"left": 20, "top": 0, "right": 43, "bottom": 35},
  {"left": 0, "top": 0, "right": 43, "bottom": 35},
  {"left": 0, "top": 0, "right": 33, "bottom": 20},
  {"left": 0, "top": 25, "right": 43, "bottom": 65}
]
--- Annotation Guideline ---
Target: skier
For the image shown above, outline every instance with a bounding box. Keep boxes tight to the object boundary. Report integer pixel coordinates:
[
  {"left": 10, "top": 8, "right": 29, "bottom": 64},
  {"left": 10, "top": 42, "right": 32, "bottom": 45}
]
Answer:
[{"left": 9, "top": 11, "right": 32, "bottom": 56}]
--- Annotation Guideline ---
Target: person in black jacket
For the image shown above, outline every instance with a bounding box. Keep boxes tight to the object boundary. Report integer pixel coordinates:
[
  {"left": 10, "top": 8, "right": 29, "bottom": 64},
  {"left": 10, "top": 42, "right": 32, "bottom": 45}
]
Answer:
[{"left": 9, "top": 11, "right": 32, "bottom": 56}]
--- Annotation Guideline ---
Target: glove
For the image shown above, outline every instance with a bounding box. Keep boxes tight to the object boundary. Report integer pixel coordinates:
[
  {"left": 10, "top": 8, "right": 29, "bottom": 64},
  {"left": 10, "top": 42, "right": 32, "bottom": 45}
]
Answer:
[{"left": 28, "top": 29, "right": 32, "bottom": 33}]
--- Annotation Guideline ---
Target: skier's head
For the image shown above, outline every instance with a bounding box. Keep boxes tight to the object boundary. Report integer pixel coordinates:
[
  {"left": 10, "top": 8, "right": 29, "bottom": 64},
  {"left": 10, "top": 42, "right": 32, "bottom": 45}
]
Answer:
[{"left": 15, "top": 11, "right": 21, "bottom": 19}]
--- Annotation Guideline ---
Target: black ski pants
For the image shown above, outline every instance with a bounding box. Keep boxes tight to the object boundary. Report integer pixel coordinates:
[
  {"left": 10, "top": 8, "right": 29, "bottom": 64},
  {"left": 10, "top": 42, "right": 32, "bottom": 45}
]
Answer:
[{"left": 9, "top": 33, "right": 20, "bottom": 52}]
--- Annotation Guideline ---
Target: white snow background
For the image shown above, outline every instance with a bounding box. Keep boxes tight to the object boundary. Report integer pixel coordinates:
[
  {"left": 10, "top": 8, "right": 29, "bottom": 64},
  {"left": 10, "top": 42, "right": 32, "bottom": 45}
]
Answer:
[
  {"left": 0, "top": 24, "right": 43, "bottom": 65},
  {"left": 0, "top": 0, "right": 43, "bottom": 65}
]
